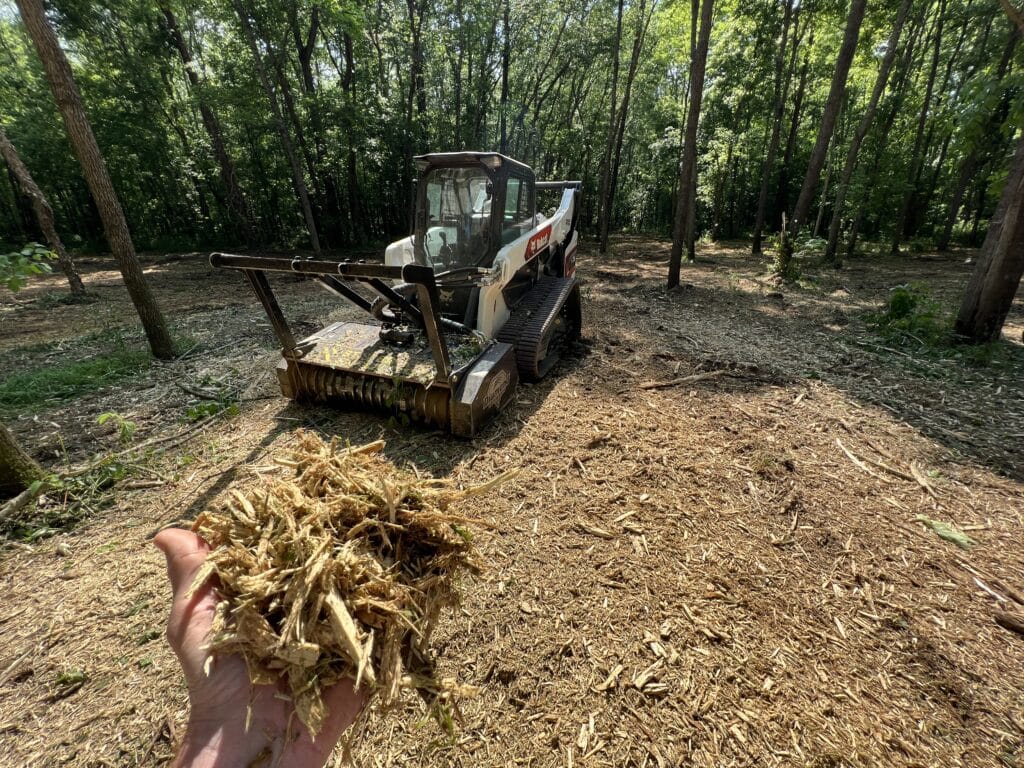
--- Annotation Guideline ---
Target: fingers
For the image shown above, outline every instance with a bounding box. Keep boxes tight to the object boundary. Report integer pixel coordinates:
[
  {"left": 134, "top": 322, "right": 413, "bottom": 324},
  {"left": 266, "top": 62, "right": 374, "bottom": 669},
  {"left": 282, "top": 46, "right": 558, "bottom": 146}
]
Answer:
[
  {"left": 155, "top": 528, "right": 219, "bottom": 682},
  {"left": 318, "top": 678, "right": 369, "bottom": 741},
  {"left": 154, "top": 527, "right": 210, "bottom": 597}
]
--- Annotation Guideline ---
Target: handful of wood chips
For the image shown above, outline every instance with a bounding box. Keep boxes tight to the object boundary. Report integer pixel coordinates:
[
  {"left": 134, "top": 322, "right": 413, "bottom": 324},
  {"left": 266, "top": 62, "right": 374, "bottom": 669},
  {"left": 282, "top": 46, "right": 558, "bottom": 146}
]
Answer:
[{"left": 187, "top": 430, "right": 504, "bottom": 733}]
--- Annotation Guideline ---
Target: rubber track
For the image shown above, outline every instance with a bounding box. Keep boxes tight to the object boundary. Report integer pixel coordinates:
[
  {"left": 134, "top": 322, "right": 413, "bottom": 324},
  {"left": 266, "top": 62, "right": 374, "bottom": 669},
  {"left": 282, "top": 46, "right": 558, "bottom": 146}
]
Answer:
[{"left": 496, "top": 276, "right": 577, "bottom": 381}]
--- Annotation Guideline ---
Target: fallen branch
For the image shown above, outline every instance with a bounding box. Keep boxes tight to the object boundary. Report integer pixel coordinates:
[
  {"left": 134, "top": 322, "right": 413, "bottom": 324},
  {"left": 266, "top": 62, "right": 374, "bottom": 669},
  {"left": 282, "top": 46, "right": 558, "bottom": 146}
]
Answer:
[
  {"left": 0, "top": 479, "right": 51, "bottom": 523},
  {"left": 636, "top": 370, "right": 726, "bottom": 391},
  {"left": 836, "top": 439, "right": 890, "bottom": 483},
  {"left": 995, "top": 611, "right": 1024, "bottom": 638}
]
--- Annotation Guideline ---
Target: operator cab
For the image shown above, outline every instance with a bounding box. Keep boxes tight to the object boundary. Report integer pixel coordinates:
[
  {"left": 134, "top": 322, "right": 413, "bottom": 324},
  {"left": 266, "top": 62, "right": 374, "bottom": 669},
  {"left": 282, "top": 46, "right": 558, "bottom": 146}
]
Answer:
[{"left": 413, "top": 152, "right": 536, "bottom": 271}]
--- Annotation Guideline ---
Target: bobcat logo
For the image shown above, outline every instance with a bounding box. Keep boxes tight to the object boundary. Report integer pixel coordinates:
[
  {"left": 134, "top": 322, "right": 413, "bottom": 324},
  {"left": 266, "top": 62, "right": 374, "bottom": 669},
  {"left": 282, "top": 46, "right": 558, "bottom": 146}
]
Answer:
[{"left": 525, "top": 225, "right": 552, "bottom": 261}]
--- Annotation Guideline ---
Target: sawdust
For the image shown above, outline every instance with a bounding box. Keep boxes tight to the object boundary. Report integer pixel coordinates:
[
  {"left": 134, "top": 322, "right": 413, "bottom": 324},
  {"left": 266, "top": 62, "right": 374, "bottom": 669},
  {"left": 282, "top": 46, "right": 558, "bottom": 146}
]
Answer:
[
  {"left": 0, "top": 238, "right": 1022, "bottom": 766},
  {"left": 189, "top": 430, "right": 506, "bottom": 733}
]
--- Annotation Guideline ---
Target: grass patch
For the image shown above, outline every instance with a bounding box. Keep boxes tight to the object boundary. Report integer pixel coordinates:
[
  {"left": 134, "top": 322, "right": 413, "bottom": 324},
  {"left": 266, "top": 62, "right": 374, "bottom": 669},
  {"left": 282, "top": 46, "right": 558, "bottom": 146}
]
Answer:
[
  {"left": 0, "top": 343, "right": 150, "bottom": 417},
  {"left": 868, "top": 283, "right": 948, "bottom": 347},
  {"left": 30, "top": 291, "right": 101, "bottom": 309}
]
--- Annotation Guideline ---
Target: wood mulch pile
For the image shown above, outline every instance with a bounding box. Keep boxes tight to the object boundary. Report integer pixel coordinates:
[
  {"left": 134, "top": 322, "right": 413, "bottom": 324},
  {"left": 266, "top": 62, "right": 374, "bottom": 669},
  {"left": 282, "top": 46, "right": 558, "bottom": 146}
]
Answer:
[{"left": 0, "top": 238, "right": 1022, "bottom": 766}]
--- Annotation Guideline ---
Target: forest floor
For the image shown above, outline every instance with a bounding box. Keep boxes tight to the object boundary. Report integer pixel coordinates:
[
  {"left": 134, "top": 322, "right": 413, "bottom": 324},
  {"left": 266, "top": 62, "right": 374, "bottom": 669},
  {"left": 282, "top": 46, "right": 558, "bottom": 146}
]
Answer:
[{"left": 0, "top": 236, "right": 1022, "bottom": 767}]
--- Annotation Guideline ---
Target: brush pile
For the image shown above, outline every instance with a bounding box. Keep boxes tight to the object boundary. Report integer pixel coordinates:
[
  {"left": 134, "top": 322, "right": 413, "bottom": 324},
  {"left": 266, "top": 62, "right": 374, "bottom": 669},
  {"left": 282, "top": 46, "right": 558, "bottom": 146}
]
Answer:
[{"left": 187, "top": 430, "right": 504, "bottom": 733}]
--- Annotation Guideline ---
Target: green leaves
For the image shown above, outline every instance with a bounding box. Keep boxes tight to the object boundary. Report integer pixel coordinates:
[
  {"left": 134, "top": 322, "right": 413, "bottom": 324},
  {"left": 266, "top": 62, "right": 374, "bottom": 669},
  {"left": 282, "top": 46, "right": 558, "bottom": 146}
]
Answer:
[
  {"left": 914, "top": 516, "right": 977, "bottom": 550},
  {"left": 1, "top": 242, "right": 54, "bottom": 292}
]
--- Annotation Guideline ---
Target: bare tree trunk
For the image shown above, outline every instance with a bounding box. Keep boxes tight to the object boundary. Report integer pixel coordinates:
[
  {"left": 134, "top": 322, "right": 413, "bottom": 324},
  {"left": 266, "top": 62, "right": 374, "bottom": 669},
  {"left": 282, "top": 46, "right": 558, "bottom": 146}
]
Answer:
[
  {"left": 777, "top": 0, "right": 866, "bottom": 275},
  {"left": 160, "top": 4, "right": 255, "bottom": 245},
  {"left": 891, "top": 0, "right": 947, "bottom": 254},
  {"left": 752, "top": 0, "right": 795, "bottom": 255},
  {"left": 0, "top": 127, "right": 85, "bottom": 294},
  {"left": 499, "top": 0, "right": 510, "bottom": 153},
  {"left": 232, "top": 0, "right": 320, "bottom": 254},
  {"left": 667, "top": 0, "right": 714, "bottom": 287},
  {"left": 954, "top": 136, "right": 1024, "bottom": 341},
  {"left": 773, "top": 27, "right": 813, "bottom": 233},
  {"left": 813, "top": 149, "right": 832, "bottom": 238},
  {"left": 16, "top": 0, "right": 176, "bottom": 359},
  {"left": 597, "top": 0, "right": 624, "bottom": 253},
  {"left": 0, "top": 423, "right": 44, "bottom": 499},
  {"left": 601, "top": 0, "right": 655, "bottom": 253},
  {"left": 342, "top": 32, "right": 366, "bottom": 242},
  {"left": 824, "top": 0, "right": 912, "bottom": 265}
]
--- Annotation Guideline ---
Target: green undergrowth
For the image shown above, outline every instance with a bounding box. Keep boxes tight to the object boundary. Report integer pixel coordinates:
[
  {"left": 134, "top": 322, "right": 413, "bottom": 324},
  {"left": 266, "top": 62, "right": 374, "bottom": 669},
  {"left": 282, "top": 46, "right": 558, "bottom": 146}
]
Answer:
[
  {"left": 0, "top": 340, "right": 150, "bottom": 417},
  {"left": 866, "top": 283, "right": 1022, "bottom": 370},
  {"left": 1, "top": 457, "right": 142, "bottom": 542},
  {"left": 869, "top": 283, "right": 948, "bottom": 346}
]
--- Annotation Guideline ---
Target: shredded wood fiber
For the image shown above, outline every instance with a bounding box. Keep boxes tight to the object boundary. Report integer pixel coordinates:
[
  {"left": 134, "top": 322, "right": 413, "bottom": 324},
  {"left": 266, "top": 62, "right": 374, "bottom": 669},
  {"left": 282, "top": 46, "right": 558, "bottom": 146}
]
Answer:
[{"left": 188, "top": 430, "right": 505, "bottom": 733}]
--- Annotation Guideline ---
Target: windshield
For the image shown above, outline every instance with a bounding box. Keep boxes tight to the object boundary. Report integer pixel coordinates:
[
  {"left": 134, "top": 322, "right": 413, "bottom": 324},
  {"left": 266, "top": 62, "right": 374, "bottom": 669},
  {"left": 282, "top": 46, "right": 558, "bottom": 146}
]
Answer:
[{"left": 416, "top": 167, "right": 493, "bottom": 269}]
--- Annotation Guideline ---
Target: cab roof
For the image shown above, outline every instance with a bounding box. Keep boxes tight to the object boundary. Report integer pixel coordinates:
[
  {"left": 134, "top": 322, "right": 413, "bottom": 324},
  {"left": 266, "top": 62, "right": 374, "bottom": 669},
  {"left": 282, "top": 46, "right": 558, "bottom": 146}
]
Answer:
[{"left": 413, "top": 151, "right": 534, "bottom": 178}]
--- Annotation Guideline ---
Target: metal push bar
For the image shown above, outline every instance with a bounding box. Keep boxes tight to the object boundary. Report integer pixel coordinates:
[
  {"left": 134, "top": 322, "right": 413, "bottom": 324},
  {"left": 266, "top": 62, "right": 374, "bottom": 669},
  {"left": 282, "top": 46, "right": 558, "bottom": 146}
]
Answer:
[{"left": 209, "top": 252, "right": 464, "bottom": 383}]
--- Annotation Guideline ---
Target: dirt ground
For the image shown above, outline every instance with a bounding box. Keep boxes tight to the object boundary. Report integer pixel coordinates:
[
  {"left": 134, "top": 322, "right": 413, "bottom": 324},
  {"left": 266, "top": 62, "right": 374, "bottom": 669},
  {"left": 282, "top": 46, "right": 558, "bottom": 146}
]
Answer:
[{"left": 1, "top": 237, "right": 1022, "bottom": 767}]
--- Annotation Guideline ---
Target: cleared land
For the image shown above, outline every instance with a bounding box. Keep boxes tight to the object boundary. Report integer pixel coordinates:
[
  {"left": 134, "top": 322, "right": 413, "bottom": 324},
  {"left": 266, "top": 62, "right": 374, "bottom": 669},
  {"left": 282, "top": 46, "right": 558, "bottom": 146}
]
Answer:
[{"left": 1, "top": 238, "right": 1022, "bottom": 767}]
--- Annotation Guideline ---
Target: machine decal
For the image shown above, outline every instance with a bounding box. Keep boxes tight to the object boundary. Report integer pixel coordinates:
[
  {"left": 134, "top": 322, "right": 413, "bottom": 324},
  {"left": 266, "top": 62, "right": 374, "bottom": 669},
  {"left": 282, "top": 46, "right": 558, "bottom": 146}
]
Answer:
[
  {"left": 481, "top": 368, "right": 511, "bottom": 411},
  {"left": 525, "top": 224, "right": 552, "bottom": 261},
  {"left": 564, "top": 243, "right": 577, "bottom": 277}
]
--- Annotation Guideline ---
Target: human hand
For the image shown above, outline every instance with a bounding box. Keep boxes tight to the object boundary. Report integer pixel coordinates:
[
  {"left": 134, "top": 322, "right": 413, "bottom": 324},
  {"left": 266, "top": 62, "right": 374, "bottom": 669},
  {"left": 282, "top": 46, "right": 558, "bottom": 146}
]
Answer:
[{"left": 154, "top": 528, "right": 366, "bottom": 768}]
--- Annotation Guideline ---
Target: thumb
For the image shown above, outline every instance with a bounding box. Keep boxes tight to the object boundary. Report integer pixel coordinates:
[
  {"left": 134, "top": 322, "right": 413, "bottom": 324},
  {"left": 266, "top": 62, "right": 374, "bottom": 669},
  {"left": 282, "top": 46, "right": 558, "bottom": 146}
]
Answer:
[{"left": 154, "top": 527, "right": 211, "bottom": 598}]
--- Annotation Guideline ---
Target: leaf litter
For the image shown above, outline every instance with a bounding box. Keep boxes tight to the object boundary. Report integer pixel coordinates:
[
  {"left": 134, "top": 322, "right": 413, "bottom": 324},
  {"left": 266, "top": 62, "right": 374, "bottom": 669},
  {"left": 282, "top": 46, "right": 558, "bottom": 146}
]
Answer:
[{"left": 188, "top": 430, "right": 509, "bottom": 733}]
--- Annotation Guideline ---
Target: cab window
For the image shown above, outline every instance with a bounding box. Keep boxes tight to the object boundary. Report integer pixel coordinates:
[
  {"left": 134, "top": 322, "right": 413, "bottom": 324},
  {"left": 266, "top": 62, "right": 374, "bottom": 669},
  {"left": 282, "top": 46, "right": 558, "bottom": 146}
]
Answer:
[{"left": 502, "top": 176, "right": 535, "bottom": 245}]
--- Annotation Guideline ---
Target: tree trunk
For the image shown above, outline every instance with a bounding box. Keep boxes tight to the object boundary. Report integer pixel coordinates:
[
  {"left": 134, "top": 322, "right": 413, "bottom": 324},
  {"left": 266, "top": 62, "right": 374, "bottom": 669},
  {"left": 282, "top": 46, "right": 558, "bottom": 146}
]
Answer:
[
  {"left": 773, "top": 27, "right": 813, "bottom": 234},
  {"left": 752, "top": 0, "right": 795, "bottom": 255},
  {"left": 601, "top": 0, "right": 655, "bottom": 253},
  {"left": 954, "top": 136, "right": 1024, "bottom": 342},
  {"left": 891, "top": 0, "right": 947, "bottom": 254},
  {"left": 667, "top": 0, "right": 714, "bottom": 287},
  {"left": 597, "top": 0, "right": 624, "bottom": 254},
  {"left": 499, "top": 0, "right": 510, "bottom": 153},
  {"left": 813, "top": 149, "right": 832, "bottom": 238},
  {"left": 0, "top": 423, "right": 44, "bottom": 499},
  {"left": 777, "top": 0, "right": 866, "bottom": 275},
  {"left": 160, "top": 4, "right": 255, "bottom": 245},
  {"left": 824, "top": 0, "right": 913, "bottom": 265},
  {"left": 16, "top": 0, "right": 176, "bottom": 359},
  {"left": 232, "top": 0, "right": 321, "bottom": 255},
  {"left": 0, "top": 127, "right": 85, "bottom": 294}
]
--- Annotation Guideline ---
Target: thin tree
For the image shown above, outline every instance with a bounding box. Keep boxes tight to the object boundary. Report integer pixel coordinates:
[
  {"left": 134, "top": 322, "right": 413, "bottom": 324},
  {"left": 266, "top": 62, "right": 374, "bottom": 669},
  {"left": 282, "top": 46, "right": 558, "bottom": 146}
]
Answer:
[
  {"left": 232, "top": 0, "right": 321, "bottom": 255},
  {"left": 160, "top": 3, "right": 255, "bottom": 245},
  {"left": 890, "top": 0, "right": 947, "bottom": 254},
  {"left": 823, "top": 0, "right": 913, "bottom": 266},
  {"left": 776, "top": 0, "right": 867, "bottom": 276},
  {"left": 0, "top": 126, "right": 85, "bottom": 294},
  {"left": 667, "top": 0, "right": 714, "bottom": 287},
  {"left": 600, "top": 0, "right": 656, "bottom": 253},
  {"left": 15, "top": 0, "right": 177, "bottom": 359},
  {"left": 752, "top": 0, "right": 796, "bottom": 255},
  {"left": 597, "top": 0, "right": 624, "bottom": 254}
]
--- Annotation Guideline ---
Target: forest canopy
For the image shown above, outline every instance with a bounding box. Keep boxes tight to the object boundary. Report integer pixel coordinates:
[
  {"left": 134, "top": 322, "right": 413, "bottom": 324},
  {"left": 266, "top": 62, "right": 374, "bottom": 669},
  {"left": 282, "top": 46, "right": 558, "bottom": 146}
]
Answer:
[{"left": 0, "top": 0, "right": 1021, "bottom": 257}]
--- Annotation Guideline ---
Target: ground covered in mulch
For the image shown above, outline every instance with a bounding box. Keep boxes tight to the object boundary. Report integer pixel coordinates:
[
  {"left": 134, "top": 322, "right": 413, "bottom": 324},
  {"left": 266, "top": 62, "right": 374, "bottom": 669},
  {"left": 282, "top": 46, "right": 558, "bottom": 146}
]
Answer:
[{"left": 0, "top": 237, "right": 1022, "bottom": 767}]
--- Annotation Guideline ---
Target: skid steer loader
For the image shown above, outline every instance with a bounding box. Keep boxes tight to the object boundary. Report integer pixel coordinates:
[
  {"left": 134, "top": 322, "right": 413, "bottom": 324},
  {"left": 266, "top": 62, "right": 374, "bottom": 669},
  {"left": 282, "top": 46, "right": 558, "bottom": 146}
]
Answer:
[{"left": 211, "top": 152, "right": 582, "bottom": 436}]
